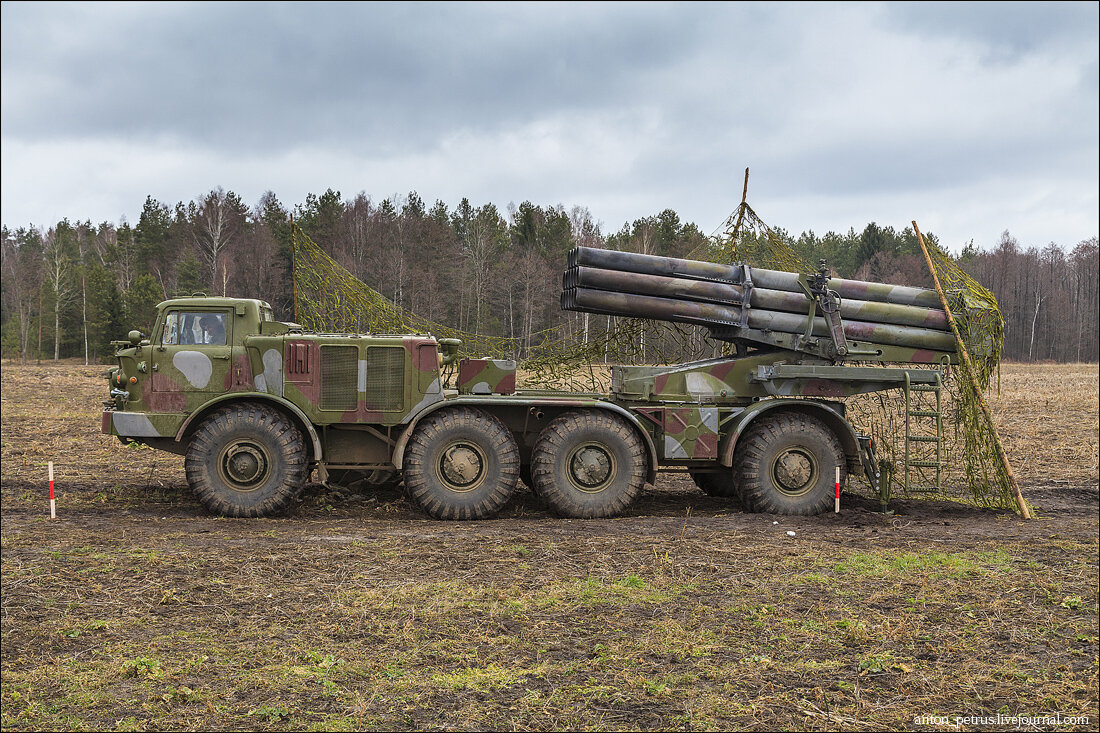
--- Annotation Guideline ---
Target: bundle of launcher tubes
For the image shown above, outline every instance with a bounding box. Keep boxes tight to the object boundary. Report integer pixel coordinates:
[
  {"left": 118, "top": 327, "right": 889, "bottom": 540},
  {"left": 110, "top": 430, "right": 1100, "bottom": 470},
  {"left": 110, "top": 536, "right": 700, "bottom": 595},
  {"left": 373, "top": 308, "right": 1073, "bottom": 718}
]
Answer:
[{"left": 560, "top": 246, "right": 958, "bottom": 360}]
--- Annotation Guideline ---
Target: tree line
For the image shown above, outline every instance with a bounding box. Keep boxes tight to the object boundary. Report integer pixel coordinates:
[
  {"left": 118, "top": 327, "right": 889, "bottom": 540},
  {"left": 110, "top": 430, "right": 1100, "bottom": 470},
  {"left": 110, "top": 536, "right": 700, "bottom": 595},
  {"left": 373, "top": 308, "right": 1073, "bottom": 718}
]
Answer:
[{"left": 2, "top": 188, "right": 1096, "bottom": 364}]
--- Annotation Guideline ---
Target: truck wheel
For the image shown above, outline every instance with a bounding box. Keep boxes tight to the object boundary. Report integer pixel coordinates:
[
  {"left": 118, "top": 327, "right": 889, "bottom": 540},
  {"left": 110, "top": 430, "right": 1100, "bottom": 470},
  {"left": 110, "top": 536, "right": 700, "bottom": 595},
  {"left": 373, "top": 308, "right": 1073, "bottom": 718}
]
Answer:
[
  {"left": 531, "top": 410, "right": 647, "bottom": 518},
  {"left": 689, "top": 469, "right": 740, "bottom": 498},
  {"left": 733, "top": 412, "right": 845, "bottom": 515},
  {"left": 185, "top": 403, "right": 308, "bottom": 517},
  {"left": 403, "top": 408, "right": 520, "bottom": 520}
]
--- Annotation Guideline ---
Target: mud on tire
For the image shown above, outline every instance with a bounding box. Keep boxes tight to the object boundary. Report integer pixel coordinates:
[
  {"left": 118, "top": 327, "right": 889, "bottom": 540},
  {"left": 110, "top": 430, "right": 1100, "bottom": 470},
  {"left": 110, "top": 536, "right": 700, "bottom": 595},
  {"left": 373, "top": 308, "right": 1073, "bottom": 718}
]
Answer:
[
  {"left": 733, "top": 411, "right": 845, "bottom": 515},
  {"left": 185, "top": 402, "right": 309, "bottom": 518},
  {"left": 532, "top": 410, "right": 647, "bottom": 518},
  {"left": 403, "top": 407, "right": 520, "bottom": 520}
]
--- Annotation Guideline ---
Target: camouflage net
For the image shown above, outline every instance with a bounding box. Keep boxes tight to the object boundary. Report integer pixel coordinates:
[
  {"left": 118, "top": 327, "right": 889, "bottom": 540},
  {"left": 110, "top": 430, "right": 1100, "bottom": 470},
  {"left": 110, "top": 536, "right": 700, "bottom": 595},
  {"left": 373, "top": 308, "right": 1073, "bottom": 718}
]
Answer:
[
  {"left": 292, "top": 223, "right": 729, "bottom": 391},
  {"left": 723, "top": 202, "right": 1018, "bottom": 512},
  {"left": 293, "top": 200, "right": 1021, "bottom": 513}
]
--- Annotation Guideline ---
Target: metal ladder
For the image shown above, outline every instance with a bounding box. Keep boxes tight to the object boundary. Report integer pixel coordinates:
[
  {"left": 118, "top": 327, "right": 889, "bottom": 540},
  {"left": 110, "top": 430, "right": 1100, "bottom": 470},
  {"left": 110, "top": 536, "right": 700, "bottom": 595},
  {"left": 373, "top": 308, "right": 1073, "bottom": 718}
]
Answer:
[{"left": 903, "top": 371, "right": 945, "bottom": 495}]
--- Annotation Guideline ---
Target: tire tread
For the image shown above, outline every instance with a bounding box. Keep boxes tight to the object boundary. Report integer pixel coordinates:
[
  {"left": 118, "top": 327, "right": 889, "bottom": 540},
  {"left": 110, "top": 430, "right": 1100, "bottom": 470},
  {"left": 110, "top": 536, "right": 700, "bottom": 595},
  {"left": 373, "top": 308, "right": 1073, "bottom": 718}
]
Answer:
[
  {"left": 184, "top": 402, "right": 308, "bottom": 518},
  {"left": 733, "top": 412, "right": 845, "bottom": 516},
  {"left": 531, "top": 410, "right": 647, "bottom": 518},
  {"left": 403, "top": 407, "right": 519, "bottom": 520}
]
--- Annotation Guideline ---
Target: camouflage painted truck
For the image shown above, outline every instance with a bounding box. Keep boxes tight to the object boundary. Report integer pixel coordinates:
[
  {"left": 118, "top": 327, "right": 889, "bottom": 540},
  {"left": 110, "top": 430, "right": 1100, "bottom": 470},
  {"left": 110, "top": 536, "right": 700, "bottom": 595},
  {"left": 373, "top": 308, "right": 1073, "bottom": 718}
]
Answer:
[{"left": 103, "top": 247, "right": 979, "bottom": 519}]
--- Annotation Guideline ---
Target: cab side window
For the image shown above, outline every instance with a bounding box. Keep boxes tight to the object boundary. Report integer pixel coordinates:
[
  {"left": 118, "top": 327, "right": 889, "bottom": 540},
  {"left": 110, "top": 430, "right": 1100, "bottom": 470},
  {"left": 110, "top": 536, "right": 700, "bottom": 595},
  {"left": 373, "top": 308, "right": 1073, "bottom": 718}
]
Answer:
[{"left": 196, "top": 313, "right": 227, "bottom": 345}]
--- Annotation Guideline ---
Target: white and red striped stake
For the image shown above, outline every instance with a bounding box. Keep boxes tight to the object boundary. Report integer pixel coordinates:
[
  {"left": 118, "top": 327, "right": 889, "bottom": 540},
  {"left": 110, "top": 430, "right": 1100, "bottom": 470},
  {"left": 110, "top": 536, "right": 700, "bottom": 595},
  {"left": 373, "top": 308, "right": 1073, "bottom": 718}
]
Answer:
[
  {"left": 834, "top": 466, "right": 841, "bottom": 513},
  {"left": 49, "top": 462, "right": 56, "bottom": 519}
]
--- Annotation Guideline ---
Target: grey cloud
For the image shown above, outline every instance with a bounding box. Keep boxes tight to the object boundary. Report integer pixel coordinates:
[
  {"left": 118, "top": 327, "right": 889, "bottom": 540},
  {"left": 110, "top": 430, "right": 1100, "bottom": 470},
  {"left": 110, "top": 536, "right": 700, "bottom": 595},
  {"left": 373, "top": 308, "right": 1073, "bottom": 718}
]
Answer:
[
  {"left": 1, "top": 2, "right": 1095, "bottom": 246},
  {"left": 880, "top": 1, "right": 1099, "bottom": 61},
  {"left": 2, "top": 2, "right": 710, "bottom": 152}
]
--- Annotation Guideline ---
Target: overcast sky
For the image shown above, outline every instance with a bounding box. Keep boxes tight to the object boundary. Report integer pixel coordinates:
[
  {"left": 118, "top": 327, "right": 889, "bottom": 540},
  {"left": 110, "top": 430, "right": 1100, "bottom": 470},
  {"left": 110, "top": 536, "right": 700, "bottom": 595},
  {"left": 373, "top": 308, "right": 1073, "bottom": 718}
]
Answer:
[{"left": 2, "top": 1, "right": 1097, "bottom": 252}]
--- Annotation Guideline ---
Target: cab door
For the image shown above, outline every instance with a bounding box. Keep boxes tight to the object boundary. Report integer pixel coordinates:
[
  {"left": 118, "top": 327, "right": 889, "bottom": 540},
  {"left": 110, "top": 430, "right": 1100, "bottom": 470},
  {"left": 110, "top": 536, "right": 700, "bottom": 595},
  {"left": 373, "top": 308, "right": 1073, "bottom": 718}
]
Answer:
[{"left": 148, "top": 309, "right": 232, "bottom": 411}]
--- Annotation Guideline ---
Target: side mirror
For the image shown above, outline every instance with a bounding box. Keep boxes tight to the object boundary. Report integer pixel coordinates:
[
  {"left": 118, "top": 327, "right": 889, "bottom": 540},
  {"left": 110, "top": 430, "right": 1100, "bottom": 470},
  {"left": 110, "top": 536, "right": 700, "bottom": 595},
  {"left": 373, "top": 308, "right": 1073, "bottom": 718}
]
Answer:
[{"left": 128, "top": 330, "right": 143, "bottom": 346}]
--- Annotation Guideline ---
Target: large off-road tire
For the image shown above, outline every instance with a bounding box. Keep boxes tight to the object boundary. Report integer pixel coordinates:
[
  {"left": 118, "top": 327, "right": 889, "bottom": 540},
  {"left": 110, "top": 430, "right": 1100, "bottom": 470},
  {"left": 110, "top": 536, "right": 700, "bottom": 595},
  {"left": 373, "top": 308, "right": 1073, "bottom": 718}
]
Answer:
[
  {"left": 403, "top": 408, "right": 520, "bottom": 520},
  {"left": 531, "top": 410, "right": 647, "bottom": 518},
  {"left": 733, "top": 412, "right": 845, "bottom": 515},
  {"left": 689, "top": 469, "right": 740, "bottom": 498},
  {"left": 185, "top": 402, "right": 308, "bottom": 517}
]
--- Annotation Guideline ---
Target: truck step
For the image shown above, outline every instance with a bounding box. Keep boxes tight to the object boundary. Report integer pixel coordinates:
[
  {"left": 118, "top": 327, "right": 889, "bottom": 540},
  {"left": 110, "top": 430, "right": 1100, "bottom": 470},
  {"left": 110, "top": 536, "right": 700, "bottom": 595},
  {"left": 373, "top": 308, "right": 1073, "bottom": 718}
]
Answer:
[
  {"left": 906, "top": 485, "right": 942, "bottom": 494},
  {"left": 905, "top": 435, "right": 941, "bottom": 443},
  {"left": 907, "top": 410, "right": 941, "bottom": 417},
  {"left": 905, "top": 460, "right": 944, "bottom": 468},
  {"left": 909, "top": 384, "right": 942, "bottom": 392}
]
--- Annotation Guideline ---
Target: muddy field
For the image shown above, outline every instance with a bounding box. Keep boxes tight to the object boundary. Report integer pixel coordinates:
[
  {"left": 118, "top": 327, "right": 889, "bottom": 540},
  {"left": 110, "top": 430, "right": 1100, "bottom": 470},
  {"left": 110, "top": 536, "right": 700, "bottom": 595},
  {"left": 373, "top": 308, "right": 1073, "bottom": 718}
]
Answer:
[{"left": 2, "top": 360, "right": 1097, "bottom": 731}]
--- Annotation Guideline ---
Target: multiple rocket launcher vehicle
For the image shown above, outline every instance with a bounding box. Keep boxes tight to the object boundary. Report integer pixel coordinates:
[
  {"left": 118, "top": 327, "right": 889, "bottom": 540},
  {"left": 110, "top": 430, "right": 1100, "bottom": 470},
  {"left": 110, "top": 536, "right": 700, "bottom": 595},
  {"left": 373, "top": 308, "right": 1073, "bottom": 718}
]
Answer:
[{"left": 103, "top": 245, "right": 980, "bottom": 519}]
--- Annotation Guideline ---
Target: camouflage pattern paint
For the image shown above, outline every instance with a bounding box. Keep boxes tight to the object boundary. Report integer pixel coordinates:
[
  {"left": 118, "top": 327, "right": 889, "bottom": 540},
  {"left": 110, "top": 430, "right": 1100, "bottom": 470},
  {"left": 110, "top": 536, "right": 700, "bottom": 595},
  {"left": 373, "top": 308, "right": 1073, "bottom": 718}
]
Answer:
[
  {"left": 616, "top": 353, "right": 789, "bottom": 403},
  {"left": 717, "top": 398, "right": 861, "bottom": 470},
  {"left": 662, "top": 407, "right": 720, "bottom": 460},
  {"left": 457, "top": 358, "right": 517, "bottom": 395},
  {"left": 224, "top": 353, "right": 255, "bottom": 392},
  {"left": 104, "top": 295, "right": 450, "bottom": 450}
]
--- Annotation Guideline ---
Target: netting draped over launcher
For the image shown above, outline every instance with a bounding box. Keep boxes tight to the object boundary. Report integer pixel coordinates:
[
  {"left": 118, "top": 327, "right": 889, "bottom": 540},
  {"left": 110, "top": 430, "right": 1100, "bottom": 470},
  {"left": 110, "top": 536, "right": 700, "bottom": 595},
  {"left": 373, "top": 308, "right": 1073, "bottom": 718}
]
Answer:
[
  {"left": 723, "top": 202, "right": 1018, "bottom": 512},
  {"left": 293, "top": 205, "right": 1020, "bottom": 513},
  {"left": 292, "top": 223, "right": 731, "bottom": 391}
]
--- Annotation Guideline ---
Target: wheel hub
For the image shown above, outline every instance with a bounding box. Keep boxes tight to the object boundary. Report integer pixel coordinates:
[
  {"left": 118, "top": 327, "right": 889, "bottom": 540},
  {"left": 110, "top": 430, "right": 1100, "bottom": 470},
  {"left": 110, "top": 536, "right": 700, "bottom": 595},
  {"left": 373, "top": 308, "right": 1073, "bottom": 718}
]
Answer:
[
  {"left": 221, "top": 442, "right": 269, "bottom": 489},
  {"left": 773, "top": 448, "right": 815, "bottom": 494},
  {"left": 569, "top": 444, "right": 614, "bottom": 492},
  {"left": 440, "top": 443, "right": 484, "bottom": 490}
]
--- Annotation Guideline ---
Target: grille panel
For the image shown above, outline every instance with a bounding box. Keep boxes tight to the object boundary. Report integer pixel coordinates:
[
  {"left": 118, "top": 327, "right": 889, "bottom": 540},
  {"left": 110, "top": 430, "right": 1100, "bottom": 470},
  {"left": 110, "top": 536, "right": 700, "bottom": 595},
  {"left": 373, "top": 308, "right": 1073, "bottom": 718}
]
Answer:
[
  {"left": 364, "top": 347, "right": 405, "bottom": 411},
  {"left": 321, "top": 346, "right": 358, "bottom": 411}
]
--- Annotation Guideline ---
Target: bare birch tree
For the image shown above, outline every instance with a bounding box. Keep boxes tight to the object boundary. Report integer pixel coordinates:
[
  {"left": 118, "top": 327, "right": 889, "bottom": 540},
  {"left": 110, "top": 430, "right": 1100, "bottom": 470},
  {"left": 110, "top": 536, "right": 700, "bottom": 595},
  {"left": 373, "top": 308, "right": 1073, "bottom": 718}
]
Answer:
[
  {"left": 191, "top": 188, "right": 246, "bottom": 294},
  {"left": 41, "top": 224, "right": 79, "bottom": 361}
]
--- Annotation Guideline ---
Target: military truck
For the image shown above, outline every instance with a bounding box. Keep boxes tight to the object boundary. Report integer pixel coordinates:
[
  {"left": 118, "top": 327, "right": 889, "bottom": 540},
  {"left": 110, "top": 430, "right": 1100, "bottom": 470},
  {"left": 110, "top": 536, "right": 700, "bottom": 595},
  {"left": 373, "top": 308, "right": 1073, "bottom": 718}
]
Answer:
[{"left": 103, "top": 247, "right": 975, "bottom": 519}]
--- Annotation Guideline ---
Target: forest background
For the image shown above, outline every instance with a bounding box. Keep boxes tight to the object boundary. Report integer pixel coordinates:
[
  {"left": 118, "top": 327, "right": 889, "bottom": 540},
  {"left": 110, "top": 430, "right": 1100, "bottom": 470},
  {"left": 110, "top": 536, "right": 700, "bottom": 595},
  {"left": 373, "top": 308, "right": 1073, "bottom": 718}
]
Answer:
[{"left": 2, "top": 187, "right": 1097, "bottom": 366}]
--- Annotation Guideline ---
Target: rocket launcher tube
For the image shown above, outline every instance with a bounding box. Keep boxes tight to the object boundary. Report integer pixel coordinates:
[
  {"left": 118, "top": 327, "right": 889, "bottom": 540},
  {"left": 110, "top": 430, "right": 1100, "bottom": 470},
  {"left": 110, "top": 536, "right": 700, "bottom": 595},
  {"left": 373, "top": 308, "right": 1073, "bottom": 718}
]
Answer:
[
  {"left": 751, "top": 269, "right": 942, "bottom": 309},
  {"left": 562, "top": 287, "right": 958, "bottom": 352},
  {"left": 569, "top": 246, "right": 942, "bottom": 309},
  {"left": 565, "top": 266, "right": 949, "bottom": 331},
  {"left": 570, "top": 246, "right": 743, "bottom": 282}
]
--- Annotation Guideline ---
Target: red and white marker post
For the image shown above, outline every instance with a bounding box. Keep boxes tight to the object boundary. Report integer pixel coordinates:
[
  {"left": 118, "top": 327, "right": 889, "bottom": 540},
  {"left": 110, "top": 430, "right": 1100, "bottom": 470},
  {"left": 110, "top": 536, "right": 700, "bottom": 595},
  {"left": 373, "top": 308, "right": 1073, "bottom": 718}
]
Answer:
[
  {"left": 49, "top": 461, "right": 56, "bottom": 519},
  {"left": 834, "top": 466, "right": 841, "bottom": 513}
]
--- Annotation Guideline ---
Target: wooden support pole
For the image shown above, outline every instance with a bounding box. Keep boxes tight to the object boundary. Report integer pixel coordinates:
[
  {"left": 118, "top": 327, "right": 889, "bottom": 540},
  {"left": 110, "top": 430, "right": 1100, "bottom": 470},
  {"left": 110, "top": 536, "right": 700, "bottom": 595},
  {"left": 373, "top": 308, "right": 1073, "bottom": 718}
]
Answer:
[
  {"left": 728, "top": 168, "right": 750, "bottom": 254},
  {"left": 912, "top": 221, "right": 1030, "bottom": 519},
  {"left": 291, "top": 215, "right": 299, "bottom": 324}
]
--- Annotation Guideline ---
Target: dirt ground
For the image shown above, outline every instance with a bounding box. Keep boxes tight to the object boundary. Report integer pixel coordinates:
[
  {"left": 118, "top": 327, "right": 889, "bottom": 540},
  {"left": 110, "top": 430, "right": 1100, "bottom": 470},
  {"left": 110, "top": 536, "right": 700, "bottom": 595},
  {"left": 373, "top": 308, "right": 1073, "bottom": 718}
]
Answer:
[{"left": 1, "top": 360, "right": 1097, "bottom": 731}]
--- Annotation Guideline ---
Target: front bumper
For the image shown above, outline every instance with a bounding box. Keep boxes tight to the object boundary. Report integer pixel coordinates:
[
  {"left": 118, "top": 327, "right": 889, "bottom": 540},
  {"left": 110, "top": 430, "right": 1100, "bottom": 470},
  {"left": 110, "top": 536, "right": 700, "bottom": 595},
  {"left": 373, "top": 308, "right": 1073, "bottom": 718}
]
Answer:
[{"left": 101, "top": 410, "right": 178, "bottom": 438}]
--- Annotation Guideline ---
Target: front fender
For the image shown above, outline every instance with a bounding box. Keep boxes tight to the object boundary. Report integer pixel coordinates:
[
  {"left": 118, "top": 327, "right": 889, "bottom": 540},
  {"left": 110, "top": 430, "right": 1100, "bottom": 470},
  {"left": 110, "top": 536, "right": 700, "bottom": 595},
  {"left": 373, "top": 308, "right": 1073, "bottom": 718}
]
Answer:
[
  {"left": 718, "top": 399, "right": 860, "bottom": 467},
  {"left": 173, "top": 392, "right": 324, "bottom": 461}
]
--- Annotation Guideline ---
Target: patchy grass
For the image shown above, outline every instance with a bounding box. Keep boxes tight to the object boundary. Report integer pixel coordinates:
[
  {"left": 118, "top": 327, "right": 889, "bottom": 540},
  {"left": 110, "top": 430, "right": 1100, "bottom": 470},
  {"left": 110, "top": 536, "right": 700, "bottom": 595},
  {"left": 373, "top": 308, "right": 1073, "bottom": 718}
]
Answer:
[{"left": 1, "top": 360, "right": 1097, "bottom": 730}]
